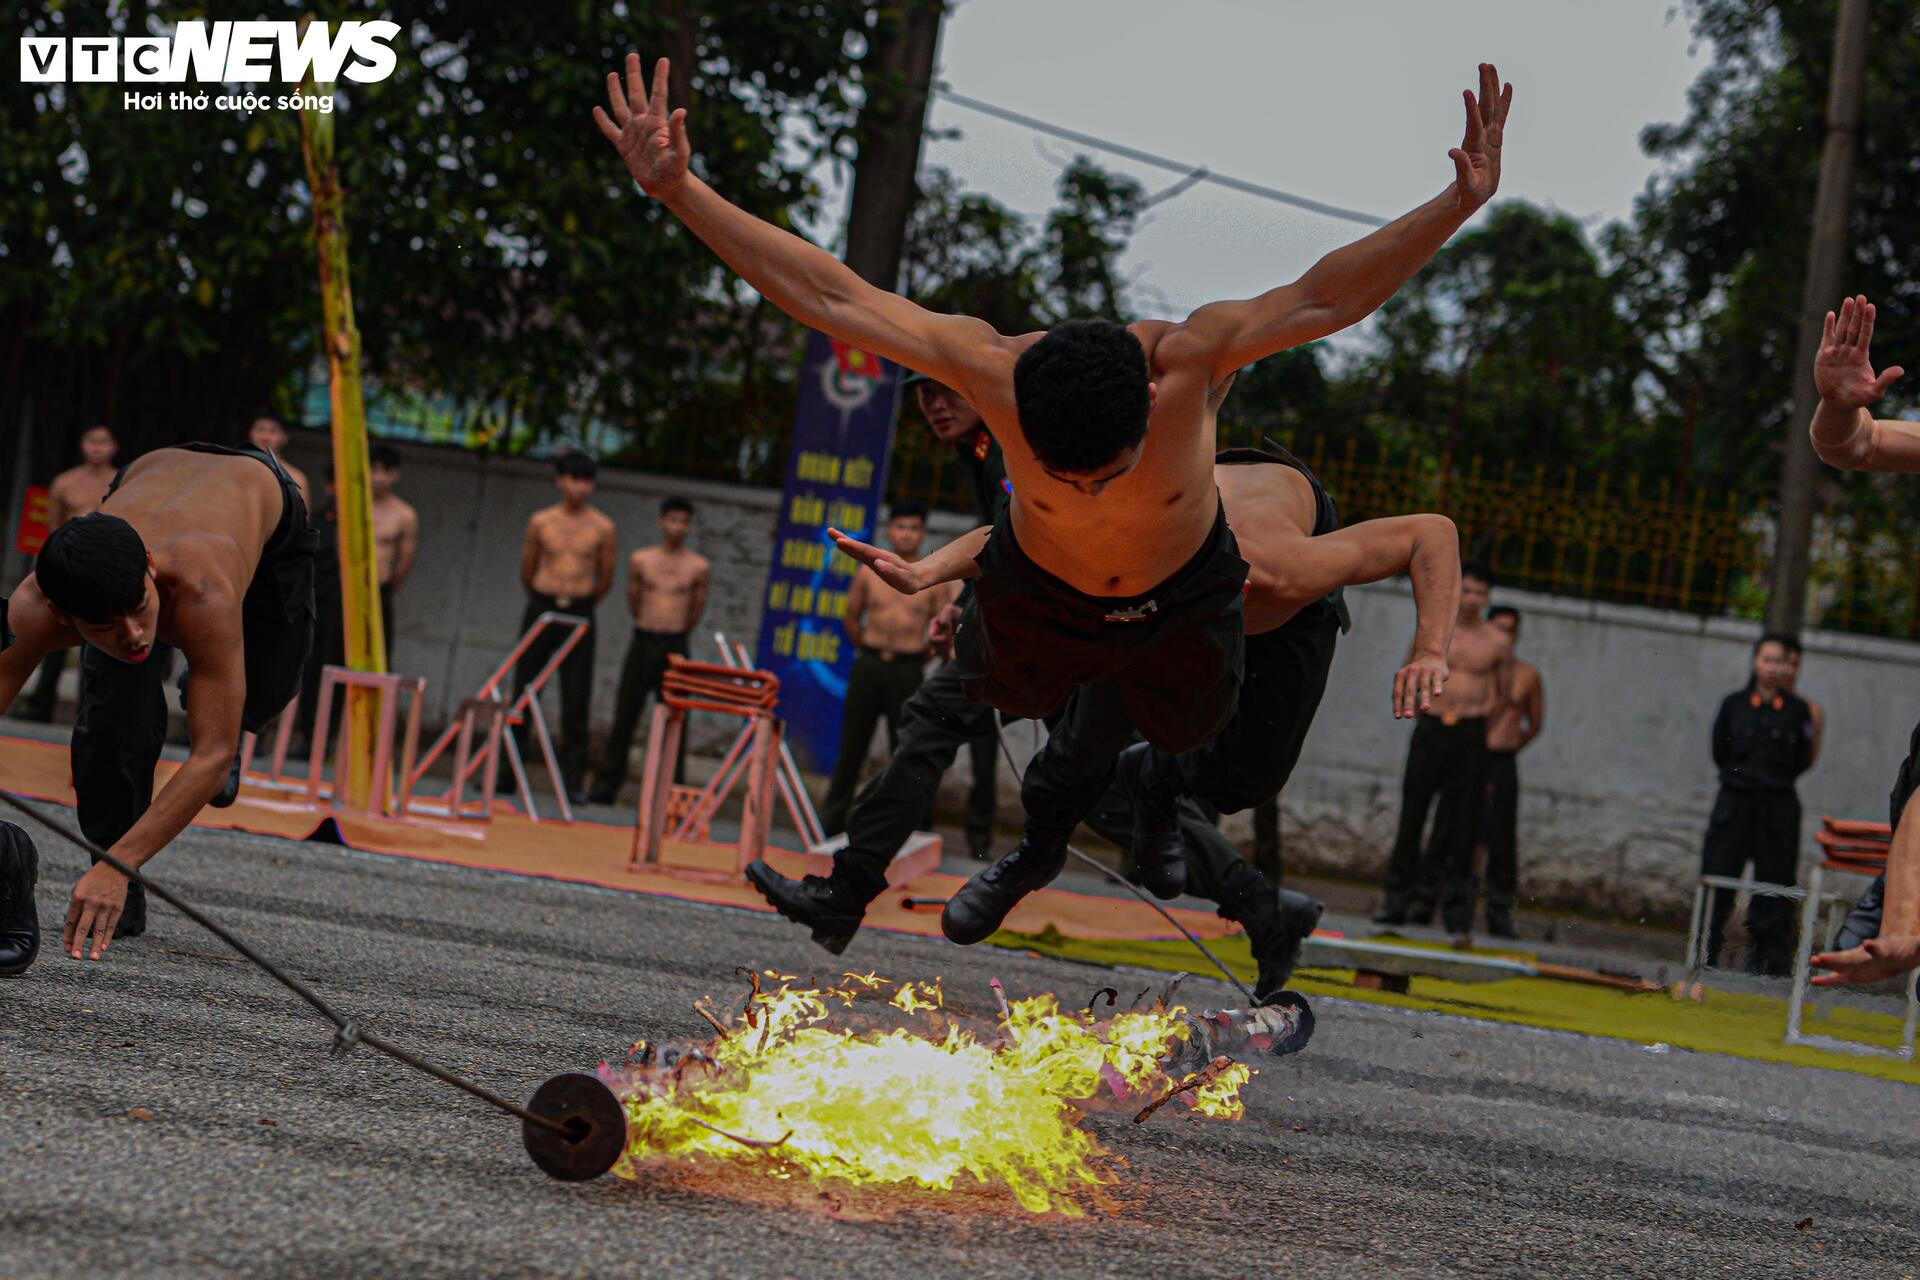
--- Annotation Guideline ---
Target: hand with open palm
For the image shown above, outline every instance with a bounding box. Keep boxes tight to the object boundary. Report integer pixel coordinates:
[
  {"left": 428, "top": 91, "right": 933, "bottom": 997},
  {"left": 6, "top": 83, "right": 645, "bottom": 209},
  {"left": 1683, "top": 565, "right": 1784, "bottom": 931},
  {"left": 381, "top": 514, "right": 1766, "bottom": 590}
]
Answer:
[
  {"left": 1816, "top": 294, "right": 1906, "bottom": 412},
  {"left": 1450, "top": 63, "right": 1512, "bottom": 210},
  {"left": 593, "top": 54, "right": 690, "bottom": 199}
]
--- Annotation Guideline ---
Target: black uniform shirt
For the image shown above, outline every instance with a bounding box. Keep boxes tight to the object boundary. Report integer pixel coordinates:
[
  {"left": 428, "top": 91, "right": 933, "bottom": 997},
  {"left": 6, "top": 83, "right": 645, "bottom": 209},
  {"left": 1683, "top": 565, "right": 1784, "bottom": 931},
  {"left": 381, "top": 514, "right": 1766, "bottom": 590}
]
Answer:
[{"left": 1712, "top": 687, "right": 1815, "bottom": 793}]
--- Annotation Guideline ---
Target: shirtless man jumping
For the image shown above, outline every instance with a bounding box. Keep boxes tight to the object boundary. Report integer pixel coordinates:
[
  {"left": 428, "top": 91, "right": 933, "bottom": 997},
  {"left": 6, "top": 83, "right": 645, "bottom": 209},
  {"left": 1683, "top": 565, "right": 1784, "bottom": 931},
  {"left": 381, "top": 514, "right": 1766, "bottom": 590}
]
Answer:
[
  {"left": 1375, "top": 560, "right": 1513, "bottom": 932},
  {"left": 589, "top": 496, "right": 711, "bottom": 805},
  {"left": 0, "top": 444, "right": 318, "bottom": 973},
  {"left": 16, "top": 422, "right": 120, "bottom": 724},
  {"left": 596, "top": 53, "right": 1509, "bottom": 866},
  {"left": 750, "top": 436, "right": 1460, "bottom": 1001}
]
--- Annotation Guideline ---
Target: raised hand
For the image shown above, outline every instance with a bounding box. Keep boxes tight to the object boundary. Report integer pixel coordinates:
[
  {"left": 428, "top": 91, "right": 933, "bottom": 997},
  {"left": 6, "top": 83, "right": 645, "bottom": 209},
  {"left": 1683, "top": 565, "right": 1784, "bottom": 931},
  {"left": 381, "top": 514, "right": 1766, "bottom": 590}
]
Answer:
[
  {"left": 829, "top": 529, "right": 931, "bottom": 595},
  {"left": 1816, "top": 295, "right": 1905, "bottom": 411},
  {"left": 1450, "top": 63, "right": 1512, "bottom": 210},
  {"left": 593, "top": 54, "right": 690, "bottom": 199}
]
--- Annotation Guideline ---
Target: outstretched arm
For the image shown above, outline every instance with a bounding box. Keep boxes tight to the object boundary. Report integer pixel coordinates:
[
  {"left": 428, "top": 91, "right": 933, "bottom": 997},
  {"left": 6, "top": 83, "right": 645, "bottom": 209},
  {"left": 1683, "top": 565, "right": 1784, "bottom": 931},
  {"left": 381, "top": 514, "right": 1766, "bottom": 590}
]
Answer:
[
  {"left": 1810, "top": 296, "right": 1920, "bottom": 472},
  {"left": 595, "top": 56, "right": 1001, "bottom": 395},
  {"left": 829, "top": 525, "right": 990, "bottom": 596},
  {"left": 1162, "top": 64, "right": 1511, "bottom": 382},
  {"left": 1283, "top": 513, "right": 1461, "bottom": 718}
]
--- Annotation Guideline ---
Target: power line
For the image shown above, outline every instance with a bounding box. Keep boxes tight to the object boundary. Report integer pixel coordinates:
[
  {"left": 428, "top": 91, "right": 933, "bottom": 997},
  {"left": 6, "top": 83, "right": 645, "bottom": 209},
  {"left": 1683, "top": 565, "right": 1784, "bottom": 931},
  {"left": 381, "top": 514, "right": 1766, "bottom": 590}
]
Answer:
[{"left": 933, "top": 88, "right": 1389, "bottom": 228}]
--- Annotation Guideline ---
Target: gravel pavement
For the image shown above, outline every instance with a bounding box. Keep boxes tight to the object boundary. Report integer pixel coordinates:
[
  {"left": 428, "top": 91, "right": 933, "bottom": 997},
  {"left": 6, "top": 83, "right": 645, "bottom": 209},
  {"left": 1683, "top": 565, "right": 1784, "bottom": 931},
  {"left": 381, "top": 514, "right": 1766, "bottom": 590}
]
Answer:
[{"left": 3, "top": 811, "right": 1916, "bottom": 1279}]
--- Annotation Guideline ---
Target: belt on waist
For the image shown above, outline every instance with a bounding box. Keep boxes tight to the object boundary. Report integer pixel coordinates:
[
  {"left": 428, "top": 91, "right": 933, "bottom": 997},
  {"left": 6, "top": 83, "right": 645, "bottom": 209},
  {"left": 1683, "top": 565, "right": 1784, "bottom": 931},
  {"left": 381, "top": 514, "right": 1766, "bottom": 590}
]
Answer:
[{"left": 860, "top": 647, "right": 928, "bottom": 662}]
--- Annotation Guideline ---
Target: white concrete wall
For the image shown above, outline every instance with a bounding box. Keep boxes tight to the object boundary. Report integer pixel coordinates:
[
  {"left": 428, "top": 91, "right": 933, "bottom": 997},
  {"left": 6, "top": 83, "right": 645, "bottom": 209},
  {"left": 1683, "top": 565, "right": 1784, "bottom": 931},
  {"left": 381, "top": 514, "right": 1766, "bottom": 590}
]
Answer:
[{"left": 1270, "top": 580, "right": 1920, "bottom": 917}]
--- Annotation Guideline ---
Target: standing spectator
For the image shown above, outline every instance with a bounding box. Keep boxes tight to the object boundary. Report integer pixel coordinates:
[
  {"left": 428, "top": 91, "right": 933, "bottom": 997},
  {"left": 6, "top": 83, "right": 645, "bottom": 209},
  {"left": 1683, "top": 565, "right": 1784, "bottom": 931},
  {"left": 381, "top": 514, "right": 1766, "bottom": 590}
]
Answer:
[
  {"left": 1479, "top": 605, "right": 1544, "bottom": 937},
  {"left": 1375, "top": 561, "right": 1512, "bottom": 931},
  {"left": 368, "top": 444, "right": 418, "bottom": 646},
  {"left": 905, "top": 371, "right": 1003, "bottom": 859},
  {"left": 817, "top": 500, "right": 957, "bottom": 835},
  {"left": 1701, "top": 633, "right": 1816, "bottom": 976},
  {"left": 588, "top": 497, "right": 711, "bottom": 805},
  {"left": 510, "top": 453, "right": 616, "bottom": 803},
  {"left": 16, "top": 423, "right": 119, "bottom": 723},
  {"left": 247, "top": 411, "right": 309, "bottom": 508}
]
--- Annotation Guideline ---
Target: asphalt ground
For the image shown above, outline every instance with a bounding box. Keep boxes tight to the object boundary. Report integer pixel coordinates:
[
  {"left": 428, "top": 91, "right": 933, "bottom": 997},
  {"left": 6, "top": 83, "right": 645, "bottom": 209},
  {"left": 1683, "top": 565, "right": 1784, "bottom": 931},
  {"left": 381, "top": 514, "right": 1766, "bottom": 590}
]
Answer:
[{"left": 3, "top": 811, "right": 1917, "bottom": 1279}]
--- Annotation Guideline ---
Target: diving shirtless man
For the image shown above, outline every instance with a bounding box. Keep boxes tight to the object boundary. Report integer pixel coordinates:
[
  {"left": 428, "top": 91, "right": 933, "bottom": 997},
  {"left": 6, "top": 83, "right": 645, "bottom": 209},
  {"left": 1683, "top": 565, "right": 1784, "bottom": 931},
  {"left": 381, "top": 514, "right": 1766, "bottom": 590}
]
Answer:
[
  {"left": 1375, "top": 561, "right": 1513, "bottom": 932},
  {"left": 16, "top": 423, "right": 120, "bottom": 724},
  {"left": 1804, "top": 296, "right": 1920, "bottom": 986},
  {"left": 751, "top": 437, "right": 1460, "bottom": 1000},
  {"left": 596, "top": 53, "right": 1509, "bottom": 852},
  {"left": 0, "top": 444, "right": 318, "bottom": 973},
  {"left": 512, "top": 452, "right": 617, "bottom": 801},
  {"left": 589, "top": 497, "right": 712, "bottom": 804}
]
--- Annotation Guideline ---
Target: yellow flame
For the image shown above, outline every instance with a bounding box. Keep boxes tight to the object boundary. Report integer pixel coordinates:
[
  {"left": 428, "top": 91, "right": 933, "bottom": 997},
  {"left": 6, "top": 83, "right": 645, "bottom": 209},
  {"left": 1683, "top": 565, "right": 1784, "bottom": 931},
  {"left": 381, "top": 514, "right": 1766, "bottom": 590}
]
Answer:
[{"left": 601, "top": 976, "right": 1250, "bottom": 1214}]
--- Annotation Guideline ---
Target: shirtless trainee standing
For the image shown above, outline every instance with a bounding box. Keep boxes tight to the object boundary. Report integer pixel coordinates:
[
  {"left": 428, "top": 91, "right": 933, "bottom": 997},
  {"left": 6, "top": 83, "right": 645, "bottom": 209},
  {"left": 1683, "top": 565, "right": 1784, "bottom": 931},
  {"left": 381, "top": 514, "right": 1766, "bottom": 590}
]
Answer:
[
  {"left": 368, "top": 444, "right": 418, "bottom": 643},
  {"left": 17, "top": 423, "right": 120, "bottom": 723},
  {"left": 511, "top": 452, "right": 617, "bottom": 801},
  {"left": 818, "top": 501, "right": 958, "bottom": 835},
  {"left": 589, "top": 497, "right": 711, "bottom": 805},
  {"left": 248, "top": 412, "right": 309, "bottom": 508},
  {"left": 1376, "top": 560, "right": 1513, "bottom": 931},
  {"left": 0, "top": 445, "right": 317, "bottom": 972},
  {"left": 1479, "top": 605, "right": 1544, "bottom": 937}
]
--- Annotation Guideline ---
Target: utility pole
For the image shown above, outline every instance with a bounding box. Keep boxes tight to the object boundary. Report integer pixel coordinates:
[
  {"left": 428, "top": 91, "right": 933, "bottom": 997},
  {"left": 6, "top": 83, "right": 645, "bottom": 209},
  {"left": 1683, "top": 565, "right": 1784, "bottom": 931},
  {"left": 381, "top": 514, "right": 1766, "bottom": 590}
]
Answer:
[
  {"left": 1768, "top": 0, "right": 1870, "bottom": 636},
  {"left": 299, "top": 70, "right": 387, "bottom": 810},
  {"left": 842, "top": 0, "right": 945, "bottom": 288}
]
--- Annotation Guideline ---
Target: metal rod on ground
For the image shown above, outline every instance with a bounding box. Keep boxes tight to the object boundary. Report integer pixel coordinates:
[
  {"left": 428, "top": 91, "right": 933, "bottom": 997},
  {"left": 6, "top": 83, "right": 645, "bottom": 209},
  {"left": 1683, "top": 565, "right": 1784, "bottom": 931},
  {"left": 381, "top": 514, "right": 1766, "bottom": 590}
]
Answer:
[
  {"left": 988, "top": 727, "right": 1258, "bottom": 1006},
  {"left": 0, "top": 790, "right": 573, "bottom": 1137}
]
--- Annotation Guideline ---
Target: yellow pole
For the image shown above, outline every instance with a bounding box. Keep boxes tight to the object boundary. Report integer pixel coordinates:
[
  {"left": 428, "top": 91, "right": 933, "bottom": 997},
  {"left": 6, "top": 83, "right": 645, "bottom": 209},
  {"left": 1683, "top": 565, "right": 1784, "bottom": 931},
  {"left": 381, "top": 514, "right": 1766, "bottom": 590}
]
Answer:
[{"left": 299, "top": 63, "right": 387, "bottom": 811}]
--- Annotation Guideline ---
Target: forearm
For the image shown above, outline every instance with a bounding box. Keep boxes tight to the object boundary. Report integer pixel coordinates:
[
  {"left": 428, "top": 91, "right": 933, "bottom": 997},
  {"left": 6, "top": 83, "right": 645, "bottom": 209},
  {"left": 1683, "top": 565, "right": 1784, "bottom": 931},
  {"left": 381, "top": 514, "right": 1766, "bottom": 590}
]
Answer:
[
  {"left": 660, "top": 176, "right": 870, "bottom": 339},
  {"left": 843, "top": 615, "right": 864, "bottom": 649},
  {"left": 108, "top": 750, "right": 231, "bottom": 870},
  {"left": 1296, "top": 187, "right": 1473, "bottom": 328},
  {"left": 1809, "top": 398, "right": 1876, "bottom": 469},
  {"left": 1405, "top": 516, "right": 1461, "bottom": 657},
  {"left": 1885, "top": 789, "right": 1920, "bottom": 936},
  {"left": 919, "top": 526, "right": 990, "bottom": 589}
]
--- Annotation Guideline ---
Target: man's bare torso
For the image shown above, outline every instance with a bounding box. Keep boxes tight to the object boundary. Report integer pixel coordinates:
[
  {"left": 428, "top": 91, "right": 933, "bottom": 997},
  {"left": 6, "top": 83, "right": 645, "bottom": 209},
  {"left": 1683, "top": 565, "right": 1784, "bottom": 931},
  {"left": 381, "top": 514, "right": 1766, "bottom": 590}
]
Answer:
[
  {"left": 528, "top": 505, "right": 614, "bottom": 599},
  {"left": 630, "top": 545, "right": 708, "bottom": 632},
  {"left": 967, "top": 322, "right": 1221, "bottom": 598},
  {"left": 855, "top": 567, "right": 946, "bottom": 655},
  {"left": 1430, "top": 619, "right": 1510, "bottom": 721},
  {"left": 48, "top": 462, "right": 116, "bottom": 527},
  {"left": 1487, "top": 661, "right": 1539, "bottom": 751},
  {"left": 371, "top": 494, "right": 417, "bottom": 586}
]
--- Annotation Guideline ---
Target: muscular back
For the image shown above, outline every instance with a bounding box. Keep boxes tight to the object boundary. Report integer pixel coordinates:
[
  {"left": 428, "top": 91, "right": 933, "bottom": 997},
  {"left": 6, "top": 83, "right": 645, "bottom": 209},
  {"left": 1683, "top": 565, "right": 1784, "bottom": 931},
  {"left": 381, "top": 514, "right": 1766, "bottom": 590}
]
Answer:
[{"left": 962, "top": 323, "right": 1223, "bottom": 599}]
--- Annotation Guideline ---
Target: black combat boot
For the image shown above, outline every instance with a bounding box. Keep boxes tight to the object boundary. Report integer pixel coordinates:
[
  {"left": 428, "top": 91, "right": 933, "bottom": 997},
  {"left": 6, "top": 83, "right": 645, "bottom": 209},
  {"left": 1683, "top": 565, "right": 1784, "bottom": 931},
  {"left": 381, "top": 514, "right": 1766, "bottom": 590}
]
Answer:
[
  {"left": 1114, "top": 742, "right": 1188, "bottom": 899},
  {"left": 0, "top": 821, "right": 40, "bottom": 977},
  {"left": 1219, "top": 865, "right": 1324, "bottom": 1002},
  {"left": 744, "top": 860, "right": 881, "bottom": 956},
  {"left": 941, "top": 835, "right": 1069, "bottom": 945}
]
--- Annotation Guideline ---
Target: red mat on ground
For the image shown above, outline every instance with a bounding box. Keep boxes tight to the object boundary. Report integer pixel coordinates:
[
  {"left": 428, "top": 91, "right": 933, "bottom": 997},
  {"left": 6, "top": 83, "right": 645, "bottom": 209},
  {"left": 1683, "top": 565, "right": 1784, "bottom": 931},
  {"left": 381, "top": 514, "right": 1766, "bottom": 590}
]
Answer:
[{"left": 0, "top": 734, "right": 1236, "bottom": 944}]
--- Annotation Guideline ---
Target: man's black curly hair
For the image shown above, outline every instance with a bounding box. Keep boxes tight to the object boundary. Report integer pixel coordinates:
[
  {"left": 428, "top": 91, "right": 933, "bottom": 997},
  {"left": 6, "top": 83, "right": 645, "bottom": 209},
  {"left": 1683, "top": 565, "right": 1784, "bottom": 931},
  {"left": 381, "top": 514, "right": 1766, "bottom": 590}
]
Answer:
[
  {"left": 1012, "top": 319, "right": 1150, "bottom": 475},
  {"left": 37, "top": 513, "right": 149, "bottom": 625}
]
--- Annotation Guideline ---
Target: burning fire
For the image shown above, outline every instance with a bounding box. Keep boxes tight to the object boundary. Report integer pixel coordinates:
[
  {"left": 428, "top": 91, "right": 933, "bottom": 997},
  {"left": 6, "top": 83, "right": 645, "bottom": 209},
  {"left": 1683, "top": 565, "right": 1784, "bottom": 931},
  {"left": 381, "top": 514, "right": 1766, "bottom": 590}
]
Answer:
[{"left": 598, "top": 970, "right": 1307, "bottom": 1214}]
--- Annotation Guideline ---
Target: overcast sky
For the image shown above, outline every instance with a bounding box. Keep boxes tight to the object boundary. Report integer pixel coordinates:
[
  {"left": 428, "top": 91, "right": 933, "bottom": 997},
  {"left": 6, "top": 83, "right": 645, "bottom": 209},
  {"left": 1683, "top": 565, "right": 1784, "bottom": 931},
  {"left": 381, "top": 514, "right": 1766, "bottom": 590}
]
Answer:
[{"left": 850, "top": 0, "right": 1709, "bottom": 322}]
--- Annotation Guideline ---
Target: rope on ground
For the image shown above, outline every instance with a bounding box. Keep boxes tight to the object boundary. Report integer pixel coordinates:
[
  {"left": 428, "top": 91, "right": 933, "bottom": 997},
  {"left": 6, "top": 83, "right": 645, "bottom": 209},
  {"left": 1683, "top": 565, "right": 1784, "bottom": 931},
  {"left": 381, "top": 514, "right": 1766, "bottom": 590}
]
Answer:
[
  {"left": 0, "top": 789, "right": 573, "bottom": 1137},
  {"left": 988, "top": 729, "right": 1258, "bottom": 1006}
]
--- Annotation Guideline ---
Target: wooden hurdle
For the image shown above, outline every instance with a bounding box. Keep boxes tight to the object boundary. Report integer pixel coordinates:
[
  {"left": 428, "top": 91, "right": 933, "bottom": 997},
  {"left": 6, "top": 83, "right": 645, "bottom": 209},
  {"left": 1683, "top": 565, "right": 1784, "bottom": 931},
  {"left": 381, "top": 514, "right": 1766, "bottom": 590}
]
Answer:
[{"left": 629, "top": 656, "right": 783, "bottom": 878}]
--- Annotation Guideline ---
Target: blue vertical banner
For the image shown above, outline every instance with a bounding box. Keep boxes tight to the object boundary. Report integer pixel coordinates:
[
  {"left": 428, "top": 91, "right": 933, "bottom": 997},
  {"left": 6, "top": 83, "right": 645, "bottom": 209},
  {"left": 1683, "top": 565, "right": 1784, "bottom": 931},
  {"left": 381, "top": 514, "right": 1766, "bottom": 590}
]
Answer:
[{"left": 755, "top": 330, "right": 903, "bottom": 772}]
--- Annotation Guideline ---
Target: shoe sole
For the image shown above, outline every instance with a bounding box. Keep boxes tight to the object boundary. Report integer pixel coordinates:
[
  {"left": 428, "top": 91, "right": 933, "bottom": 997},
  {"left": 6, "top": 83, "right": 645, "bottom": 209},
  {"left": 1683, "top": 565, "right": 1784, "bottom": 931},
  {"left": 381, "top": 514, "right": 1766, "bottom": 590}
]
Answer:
[{"left": 743, "top": 862, "right": 856, "bottom": 956}]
